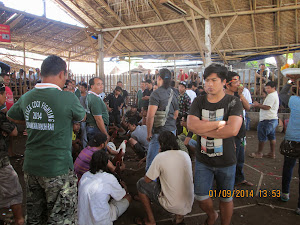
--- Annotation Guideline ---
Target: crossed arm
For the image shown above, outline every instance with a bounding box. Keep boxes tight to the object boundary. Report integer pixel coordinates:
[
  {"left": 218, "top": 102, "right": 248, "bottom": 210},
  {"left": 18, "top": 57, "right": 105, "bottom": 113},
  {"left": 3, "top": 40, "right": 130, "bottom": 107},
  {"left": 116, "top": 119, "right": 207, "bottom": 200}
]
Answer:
[{"left": 187, "top": 114, "right": 243, "bottom": 139}]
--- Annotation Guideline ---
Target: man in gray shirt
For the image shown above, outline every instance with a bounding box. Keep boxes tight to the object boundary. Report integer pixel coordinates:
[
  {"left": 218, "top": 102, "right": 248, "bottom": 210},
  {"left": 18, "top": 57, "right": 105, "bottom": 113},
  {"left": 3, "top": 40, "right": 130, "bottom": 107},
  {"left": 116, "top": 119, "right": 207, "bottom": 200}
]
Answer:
[{"left": 127, "top": 118, "right": 148, "bottom": 159}]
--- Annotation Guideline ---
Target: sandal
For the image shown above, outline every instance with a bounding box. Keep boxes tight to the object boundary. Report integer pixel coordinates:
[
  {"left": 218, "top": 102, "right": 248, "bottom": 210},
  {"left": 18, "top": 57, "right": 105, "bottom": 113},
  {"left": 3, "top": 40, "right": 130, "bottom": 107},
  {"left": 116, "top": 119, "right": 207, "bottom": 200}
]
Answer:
[
  {"left": 236, "top": 180, "right": 254, "bottom": 186},
  {"left": 263, "top": 153, "right": 276, "bottom": 159},
  {"left": 134, "top": 217, "right": 146, "bottom": 225},
  {"left": 249, "top": 152, "right": 263, "bottom": 158},
  {"left": 172, "top": 218, "right": 186, "bottom": 225}
]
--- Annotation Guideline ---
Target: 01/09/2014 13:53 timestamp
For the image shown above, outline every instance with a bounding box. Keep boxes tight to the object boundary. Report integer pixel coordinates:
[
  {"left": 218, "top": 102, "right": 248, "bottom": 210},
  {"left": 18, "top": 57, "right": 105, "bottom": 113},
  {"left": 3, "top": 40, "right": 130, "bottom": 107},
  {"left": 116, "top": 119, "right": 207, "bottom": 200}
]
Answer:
[{"left": 209, "top": 189, "right": 281, "bottom": 198}]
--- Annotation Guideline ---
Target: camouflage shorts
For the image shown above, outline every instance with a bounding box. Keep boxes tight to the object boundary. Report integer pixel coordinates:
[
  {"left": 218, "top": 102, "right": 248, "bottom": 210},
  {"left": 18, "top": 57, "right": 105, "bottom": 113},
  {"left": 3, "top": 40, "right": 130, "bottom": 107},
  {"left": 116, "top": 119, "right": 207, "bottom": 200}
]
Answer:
[{"left": 24, "top": 170, "right": 77, "bottom": 225}]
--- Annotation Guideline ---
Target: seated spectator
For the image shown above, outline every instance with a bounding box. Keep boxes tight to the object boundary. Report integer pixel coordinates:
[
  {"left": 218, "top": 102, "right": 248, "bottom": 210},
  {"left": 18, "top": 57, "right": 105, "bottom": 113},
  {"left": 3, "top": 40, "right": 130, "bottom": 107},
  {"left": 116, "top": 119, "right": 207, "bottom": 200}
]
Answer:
[
  {"left": 127, "top": 118, "right": 148, "bottom": 159},
  {"left": 136, "top": 131, "right": 193, "bottom": 225},
  {"left": 72, "top": 121, "right": 82, "bottom": 162},
  {"left": 78, "top": 150, "right": 131, "bottom": 225},
  {"left": 74, "top": 133, "right": 108, "bottom": 180},
  {"left": 178, "top": 116, "right": 197, "bottom": 150},
  {"left": 121, "top": 104, "right": 141, "bottom": 130}
]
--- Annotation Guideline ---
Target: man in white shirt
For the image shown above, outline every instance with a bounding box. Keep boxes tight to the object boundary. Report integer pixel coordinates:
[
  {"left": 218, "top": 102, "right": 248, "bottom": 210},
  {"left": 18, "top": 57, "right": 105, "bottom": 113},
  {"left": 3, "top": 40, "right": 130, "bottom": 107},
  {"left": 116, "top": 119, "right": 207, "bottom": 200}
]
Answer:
[
  {"left": 250, "top": 81, "right": 279, "bottom": 159},
  {"left": 78, "top": 150, "right": 131, "bottom": 225},
  {"left": 186, "top": 83, "right": 197, "bottom": 103},
  {"left": 136, "top": 131, "right": 193, "bottom": 225}
]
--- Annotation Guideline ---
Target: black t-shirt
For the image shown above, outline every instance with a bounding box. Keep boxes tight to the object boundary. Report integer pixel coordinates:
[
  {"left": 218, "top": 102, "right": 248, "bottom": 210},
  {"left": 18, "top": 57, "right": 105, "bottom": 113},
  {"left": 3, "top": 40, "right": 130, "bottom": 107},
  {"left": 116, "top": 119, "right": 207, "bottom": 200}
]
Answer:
[
  {"left": 104, "top": 93, "right": 124, "bottom": 114},
  {"left": 143, "top": 88, "right": 153, "bottom": 108},
  {"left": 256, "top": 69, "right": 268, "bottom": 84},
  {"left": 189, "top": 94, "right": 243, "bottom": 167},
  {"left": 0, "top": 112, "right": 16, "bottom": 161}
]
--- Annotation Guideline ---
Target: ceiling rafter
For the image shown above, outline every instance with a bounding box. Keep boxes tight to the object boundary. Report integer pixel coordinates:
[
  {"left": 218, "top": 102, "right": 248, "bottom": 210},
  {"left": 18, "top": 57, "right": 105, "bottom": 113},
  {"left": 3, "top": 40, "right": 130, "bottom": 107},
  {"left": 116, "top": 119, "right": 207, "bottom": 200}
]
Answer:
[
  {"left": 211, "top": 0, "right": 234, "bottom": 49},
  {"left": 184, "top": 0, "right": 209, "bottom": 20},
  {"left": 68, "top": 0, "right": 123, "bottom": 54},
  {"left": 148, "top": 0, "right": 182, "bottom": 51},
  {"left": 296, "top": 0, "right": 299, "bottom": 43},
  {"left": 85, "top": 0, "right": 133, "bottom": 53},
  {"left": 249, "top": 0, "right": 258, "bottom": 49},
  {"left": 95, "top": 0, "right": 151, "bottom": 52}
]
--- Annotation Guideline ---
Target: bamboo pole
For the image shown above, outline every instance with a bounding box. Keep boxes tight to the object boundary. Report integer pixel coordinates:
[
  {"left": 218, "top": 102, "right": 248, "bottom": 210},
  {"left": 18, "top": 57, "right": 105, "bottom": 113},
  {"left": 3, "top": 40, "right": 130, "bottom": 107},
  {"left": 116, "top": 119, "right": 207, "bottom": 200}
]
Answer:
[
  {"left": 248, "top": 70, "right": 251, "bottom": 91},
  {"left": 243, "top": 70, "right": 245, "bottom": 86},
  {"left": 129, "top": 54, "right": 131, "bottom": 94}
]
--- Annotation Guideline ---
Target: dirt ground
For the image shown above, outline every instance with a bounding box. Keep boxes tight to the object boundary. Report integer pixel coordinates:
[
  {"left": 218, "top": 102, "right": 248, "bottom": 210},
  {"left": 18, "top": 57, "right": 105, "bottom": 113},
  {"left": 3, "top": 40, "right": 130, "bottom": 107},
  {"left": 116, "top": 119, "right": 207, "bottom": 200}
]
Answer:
[{"left": 1, "top": 130, "right": 299, "bottom": 225}]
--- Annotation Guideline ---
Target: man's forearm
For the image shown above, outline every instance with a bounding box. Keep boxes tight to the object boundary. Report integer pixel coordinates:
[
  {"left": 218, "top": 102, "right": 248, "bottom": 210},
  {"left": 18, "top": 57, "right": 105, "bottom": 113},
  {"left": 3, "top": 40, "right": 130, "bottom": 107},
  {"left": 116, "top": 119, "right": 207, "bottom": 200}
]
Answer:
[
  {"left": 240, "top": 95, "right": 250, "bottom": 111},
  {"left": 201, "top": 124, "right": 238, "bottom": 139},
  {"left": 146, "top": 116, "right": 154, "bottom": 137},
  {"left": 188, "top": 120, "right": 223, "bottom": 134},
  {"left": 95, "top": 117, "right": 108, "bottom": 135}
]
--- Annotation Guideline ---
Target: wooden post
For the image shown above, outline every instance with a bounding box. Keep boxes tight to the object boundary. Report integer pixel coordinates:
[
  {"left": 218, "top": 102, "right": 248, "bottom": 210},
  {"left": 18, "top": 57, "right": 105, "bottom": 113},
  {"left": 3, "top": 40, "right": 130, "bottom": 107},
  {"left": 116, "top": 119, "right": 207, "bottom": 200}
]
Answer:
[
  {"left": 243, "top": 70, "right": 245, "bottom": 86},
  {"left": 205, "top": 20, "right": 212, "bottom": 67},
  {"left": 129, "top": 54, "right": 131, "bottom": 94},
  {"left": 67, "top": 51, "right": 71, "bottom": 75},
  {"left": 110, "top": 74, "right": 112, "bottom": 93},
  {"left": 42, "top": 0, "right": 46, "bottom": 17},
  {"left": 248, "top": 69, "right": 251, "bottom": 91},
  {"left": 173, "top": 54, "right": 176, "bottom": 81},
  {"left": 98, "top": 33, "right": 105, "bottom": 81}
]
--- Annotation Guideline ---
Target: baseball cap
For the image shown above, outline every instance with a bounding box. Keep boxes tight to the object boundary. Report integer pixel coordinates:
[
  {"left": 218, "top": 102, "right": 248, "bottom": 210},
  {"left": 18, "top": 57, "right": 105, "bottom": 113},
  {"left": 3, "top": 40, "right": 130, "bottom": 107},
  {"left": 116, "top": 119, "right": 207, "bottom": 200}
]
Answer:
[{"left": 179, "top": 81, "right": 187, "bottom": 87}]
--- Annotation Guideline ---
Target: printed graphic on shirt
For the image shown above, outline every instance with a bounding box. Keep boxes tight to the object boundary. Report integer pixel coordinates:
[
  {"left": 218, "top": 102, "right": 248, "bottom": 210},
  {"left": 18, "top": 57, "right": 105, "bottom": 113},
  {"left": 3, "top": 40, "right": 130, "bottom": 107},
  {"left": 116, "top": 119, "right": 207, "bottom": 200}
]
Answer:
[
  {"left": 200, "top": 109, "right": 224, "bottom": 157},
  {"left": 25, "top": 101, "right": 55, "bottom": 131}
]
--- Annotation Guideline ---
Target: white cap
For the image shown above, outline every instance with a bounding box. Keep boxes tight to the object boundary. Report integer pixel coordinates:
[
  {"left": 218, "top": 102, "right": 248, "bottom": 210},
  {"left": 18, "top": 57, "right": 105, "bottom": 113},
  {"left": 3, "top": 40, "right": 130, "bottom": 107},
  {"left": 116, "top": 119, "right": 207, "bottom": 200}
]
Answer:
[
  {"left": 107, "top": 142, "right": 117, "bottom": 151},
  {"left": 29, "top": 68, "right": 34, "bottom": 72}
]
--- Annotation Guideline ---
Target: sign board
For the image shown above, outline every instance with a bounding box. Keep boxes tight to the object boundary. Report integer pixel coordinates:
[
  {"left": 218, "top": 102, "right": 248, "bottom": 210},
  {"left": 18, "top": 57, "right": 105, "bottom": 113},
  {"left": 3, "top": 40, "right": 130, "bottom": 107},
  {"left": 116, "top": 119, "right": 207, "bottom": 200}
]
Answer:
[{"left": 0, "top": 24, "right": 11, "bottom": 43}]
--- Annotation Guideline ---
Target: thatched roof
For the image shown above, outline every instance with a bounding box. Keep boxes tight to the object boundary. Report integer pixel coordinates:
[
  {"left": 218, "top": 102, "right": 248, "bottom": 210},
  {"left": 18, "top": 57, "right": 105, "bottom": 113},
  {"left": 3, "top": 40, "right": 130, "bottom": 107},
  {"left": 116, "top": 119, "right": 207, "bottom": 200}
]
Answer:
[{"left": 1, "top": 0, "right": 300, "bottom": 63}]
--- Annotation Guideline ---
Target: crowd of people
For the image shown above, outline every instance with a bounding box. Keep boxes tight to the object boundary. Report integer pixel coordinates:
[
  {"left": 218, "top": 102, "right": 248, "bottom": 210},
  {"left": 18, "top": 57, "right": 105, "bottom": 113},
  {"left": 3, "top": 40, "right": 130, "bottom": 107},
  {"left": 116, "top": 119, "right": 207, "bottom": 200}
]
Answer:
[{"left": 0, "top": 55, "right": 299, "bottom": 225}]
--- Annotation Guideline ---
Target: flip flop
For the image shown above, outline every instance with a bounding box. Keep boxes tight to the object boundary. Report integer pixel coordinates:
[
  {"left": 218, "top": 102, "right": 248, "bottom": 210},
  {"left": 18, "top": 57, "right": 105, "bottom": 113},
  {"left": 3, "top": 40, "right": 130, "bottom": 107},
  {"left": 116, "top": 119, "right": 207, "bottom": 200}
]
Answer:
[
  {"left": 236, "top": 180, "right": 254, "bottom": 186},
  {"left": 263, "top": 153, "right": 276, "bottom": 159},
  {"left": 172, "top": 218, "right": 186, "bottom": 225},
  {"left": 134, "top": 217, "right": 146, "bottom": 225},
  {"left": 249, "top": 152, "right": 263, "bottom": 158}
]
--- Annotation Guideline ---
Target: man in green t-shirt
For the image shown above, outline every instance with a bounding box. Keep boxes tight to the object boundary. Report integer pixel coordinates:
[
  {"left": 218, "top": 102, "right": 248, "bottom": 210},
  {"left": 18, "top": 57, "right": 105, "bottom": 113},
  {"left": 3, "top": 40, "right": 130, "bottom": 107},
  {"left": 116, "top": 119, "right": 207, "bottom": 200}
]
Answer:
[
  {"left": 7, "top": 55, "right": 86, "bottom": 225},
  {"left": 86, "top": 77, "right": 109, "bottom": 141}
]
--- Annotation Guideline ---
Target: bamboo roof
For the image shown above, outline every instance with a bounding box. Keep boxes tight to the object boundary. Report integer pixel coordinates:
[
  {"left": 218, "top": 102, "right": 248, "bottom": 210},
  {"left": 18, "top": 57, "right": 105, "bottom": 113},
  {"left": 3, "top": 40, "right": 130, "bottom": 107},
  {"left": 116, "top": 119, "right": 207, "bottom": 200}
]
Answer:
[{"left": 0, "top": 0, "right": 300, "bottom": 63}]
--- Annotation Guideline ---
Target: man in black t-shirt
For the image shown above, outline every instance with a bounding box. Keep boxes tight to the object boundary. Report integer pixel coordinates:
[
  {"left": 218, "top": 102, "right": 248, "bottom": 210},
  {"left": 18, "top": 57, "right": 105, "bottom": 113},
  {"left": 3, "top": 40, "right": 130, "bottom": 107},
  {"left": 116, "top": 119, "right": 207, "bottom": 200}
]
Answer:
[
  {"left": 104, "top": 86, "right": 124, "bottom": 128},
  {"left": 188, "top": 64, "right": 243, "bottom": 225},
  {"left": 117, "top": 81, "right": 128, "bottom": 107},
  {"left": 142, "top": 79, "right": 153, "bottom": 110}
]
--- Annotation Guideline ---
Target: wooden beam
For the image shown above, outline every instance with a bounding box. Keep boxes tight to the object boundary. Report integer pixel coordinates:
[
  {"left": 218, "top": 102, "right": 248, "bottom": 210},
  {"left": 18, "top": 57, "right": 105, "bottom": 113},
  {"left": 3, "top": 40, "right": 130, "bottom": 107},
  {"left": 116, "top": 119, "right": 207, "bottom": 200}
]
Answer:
[
  {"left": 249, "top": 0, "right": 258, "bottom": 49},
  {"left": 276, "top": 0, "right": 281, "bottom": 46},
  {"left": 141, "top": 0, "right": 182, "bottom": 51},
  {"left": 84, "top": 0, "right": 132, "bottom": 52},
  {"left": 212, "top": 15, "right": 238, "bottom": 50},
  {"left": 182, "top": 18, "right": 202, "bottom": 52},
  {"left": 5, "top": 14, "right": 25, "bottom": 29},
  {"left": 95, "top": 0, "right": 151, "bottom": 52},
  {"left": 184, "top": 0, "right": 209, "bottom": 20},
  {"left": 105, "top": 30, "right": 122, "bottom": 53},
  {"left": 101, "top": 4, "right": 300, "bottom": 32},
  {"left": 296, "top": 0, "right": 299, "bottom": 43},
  {"left": 53, "top": 0, "right": 97, "bottom": 33}
]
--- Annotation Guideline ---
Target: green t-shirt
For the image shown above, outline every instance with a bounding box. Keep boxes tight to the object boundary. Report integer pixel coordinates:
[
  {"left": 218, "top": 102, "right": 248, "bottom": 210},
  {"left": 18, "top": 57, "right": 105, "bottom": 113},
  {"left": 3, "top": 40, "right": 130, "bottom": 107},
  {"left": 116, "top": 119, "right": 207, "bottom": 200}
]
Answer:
[
  {"left": 7, "top": 83, "right": 86, "bottom": 177},
  {"left": 75, "top": 88, "right": 81, "bottom": 99},
  {"left": 85, "top": 91, "right": 109, "bottom": 127}
]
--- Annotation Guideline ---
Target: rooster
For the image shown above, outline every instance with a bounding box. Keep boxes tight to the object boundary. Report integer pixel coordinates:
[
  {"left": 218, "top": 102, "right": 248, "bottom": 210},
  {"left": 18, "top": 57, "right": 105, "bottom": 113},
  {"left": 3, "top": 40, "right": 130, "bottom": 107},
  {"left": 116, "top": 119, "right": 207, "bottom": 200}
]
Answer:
[{"left": 111, "top": 140, "right": 127, "bottom": 178}]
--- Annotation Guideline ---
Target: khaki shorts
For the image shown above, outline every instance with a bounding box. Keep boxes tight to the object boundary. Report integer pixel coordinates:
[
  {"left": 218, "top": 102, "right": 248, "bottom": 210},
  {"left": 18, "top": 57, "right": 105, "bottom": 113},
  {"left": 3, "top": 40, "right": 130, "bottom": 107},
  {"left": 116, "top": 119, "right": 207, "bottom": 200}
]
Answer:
[{"left": 0, "top": 164, "right": 23, "bottom": 208}]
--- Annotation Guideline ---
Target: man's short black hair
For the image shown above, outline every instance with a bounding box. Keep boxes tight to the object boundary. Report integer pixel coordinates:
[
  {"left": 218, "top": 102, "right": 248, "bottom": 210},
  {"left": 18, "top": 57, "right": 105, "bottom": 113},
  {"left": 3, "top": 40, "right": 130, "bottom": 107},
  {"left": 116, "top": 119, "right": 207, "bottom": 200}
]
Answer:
[
  {"left": 89, "top": 150, "right": 109, "bottom": 174},
  {"left": 89, "top": 77, "right": 102, "bottom": 87},
  {"left": 203, "top": 63, "right": 228, "bottom": 81},
  {"left": 259, "top": 63, "right": 265, "bottom": 66},
  {"left": 187, "top": 83, "right": 192, "bottom": 89},
  {"left": 88, "top": 133, "right": 107, "bottom": 147},
  {"left": 117, "top": 80, "right": 122, "bottom": 84},
  {"left": 146, "top": 79, "right": 152, "bottom": 84},
  {"left": 115, "top": 86, "right": 122, "bottom": 92},
  {"left": 128, "top": 117, "right": 138, "bottom": 126},
  {"left": 65, "top": 80, "right": 72, "bottom": 86},
  {"left": 80, "top": 82, "right": 87, "bottom": 89},
  {"left": 227, "top": 71, "right": 240, "bottom": 84},
  {"left": 40, "top": 55, "right": 67, "bottom": 77},
  {"left": 158, "top": 131, "right": 179, "bottom": 152},
  {"left": 265, "top": 81, "right": 277, "bottom": 88},
  {"left": 192, "top": 82, "right": 197, "bottom": 87}
]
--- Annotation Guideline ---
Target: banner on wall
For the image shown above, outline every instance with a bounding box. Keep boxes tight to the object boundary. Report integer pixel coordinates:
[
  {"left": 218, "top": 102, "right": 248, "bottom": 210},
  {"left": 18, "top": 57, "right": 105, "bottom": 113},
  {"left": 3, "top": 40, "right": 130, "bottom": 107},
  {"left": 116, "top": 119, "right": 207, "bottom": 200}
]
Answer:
[{"left": 0, "top": 24, "right": 11, "bottom": 43}]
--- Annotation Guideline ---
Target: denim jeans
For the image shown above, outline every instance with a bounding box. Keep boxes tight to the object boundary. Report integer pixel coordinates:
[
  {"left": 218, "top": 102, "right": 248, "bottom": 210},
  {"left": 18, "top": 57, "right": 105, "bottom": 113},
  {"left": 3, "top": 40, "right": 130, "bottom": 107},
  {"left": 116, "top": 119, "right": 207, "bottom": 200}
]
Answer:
[
  {"left": 86, "top": 126, "right": 101, "bottom": 142},
  {"left": 146, "top": 130, "right": 176, "bottom": 171},
  {"left": 80, "top": 122, "right": 88, "bottom": 149},
  {"left": 194, "top": 160, "right": 236, "bottom": 202},
  {"left": 282, "top": 156, "right": 300, "bottom": 208},
  {"left": 257, "top": 119, "right": 278, "bottom": 142},
  {"left": 235, "top": 137, "right": 245, "bottom": 184}
]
